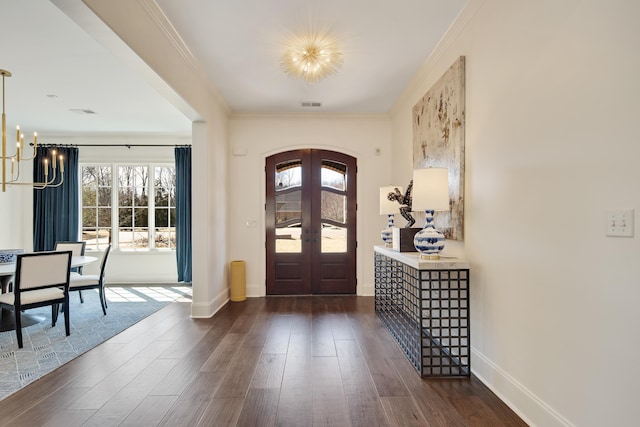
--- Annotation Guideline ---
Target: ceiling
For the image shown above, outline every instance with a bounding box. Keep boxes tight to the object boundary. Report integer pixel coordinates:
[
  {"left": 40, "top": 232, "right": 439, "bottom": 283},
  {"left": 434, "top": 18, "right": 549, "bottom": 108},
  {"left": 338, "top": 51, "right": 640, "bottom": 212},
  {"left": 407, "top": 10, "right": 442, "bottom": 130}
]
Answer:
[{"left": 1, "top": 0, "right": 467, "bottom": 137}]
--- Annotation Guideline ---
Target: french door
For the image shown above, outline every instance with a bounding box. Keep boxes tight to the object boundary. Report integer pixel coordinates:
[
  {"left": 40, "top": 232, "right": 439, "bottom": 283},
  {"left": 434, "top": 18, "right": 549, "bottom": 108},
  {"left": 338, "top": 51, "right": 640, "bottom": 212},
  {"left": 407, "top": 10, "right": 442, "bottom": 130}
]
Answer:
[{"left": 266, "top": 149, "right": 357, "bottom": 295}]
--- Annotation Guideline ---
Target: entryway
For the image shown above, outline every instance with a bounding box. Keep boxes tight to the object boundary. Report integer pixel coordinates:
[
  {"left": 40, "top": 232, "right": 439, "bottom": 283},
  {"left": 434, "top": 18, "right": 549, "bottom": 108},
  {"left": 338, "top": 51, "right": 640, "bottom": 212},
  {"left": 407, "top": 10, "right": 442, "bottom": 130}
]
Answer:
[{"left": 265, "top": 149, "right": 357, "bottom": 295}]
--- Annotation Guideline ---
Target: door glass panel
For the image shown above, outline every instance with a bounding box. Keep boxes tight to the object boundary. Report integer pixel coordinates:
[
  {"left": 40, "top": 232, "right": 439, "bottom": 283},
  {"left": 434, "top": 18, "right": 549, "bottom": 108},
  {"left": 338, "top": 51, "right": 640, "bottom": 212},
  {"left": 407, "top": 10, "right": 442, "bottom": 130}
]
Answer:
[
  {"left": 321, "top": 191, "right": 346, "bottom": 223},
  {"left": 276, "top": 223, "right": 302, "bottom": 253},
  {"left": 276, "top": 160, "right": 302, "bottom": 191},
  {"left": 276, "top": 189, "right": 302, "bottom": 253},
  {"left": 276, "top": 191, "right": 301, "bottom": 225},
  {"left": 321, "top": 160, "right": 346, "bottom": 191},
  {"left": 321, "top": 223, "right": 347, "bottom": 253}
]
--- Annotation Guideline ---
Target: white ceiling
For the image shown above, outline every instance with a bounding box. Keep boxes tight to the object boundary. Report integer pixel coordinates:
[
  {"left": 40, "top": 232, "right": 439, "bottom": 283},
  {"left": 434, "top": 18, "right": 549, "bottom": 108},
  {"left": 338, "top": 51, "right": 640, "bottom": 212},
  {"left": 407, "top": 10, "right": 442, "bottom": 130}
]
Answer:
[{"left": 0, "top": 0, "right": 467, "bottom": 137}]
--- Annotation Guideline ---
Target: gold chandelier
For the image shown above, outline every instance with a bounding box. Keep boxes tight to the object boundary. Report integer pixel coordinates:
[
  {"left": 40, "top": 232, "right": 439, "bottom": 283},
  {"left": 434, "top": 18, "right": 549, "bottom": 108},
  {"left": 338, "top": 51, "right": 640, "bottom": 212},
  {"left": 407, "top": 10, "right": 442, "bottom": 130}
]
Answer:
[
  {"left": 1, "top": 69, "right": 64, "bottom": 192},
  {"left": 281, "top": 31, "right": 343, "bottom": 84}
]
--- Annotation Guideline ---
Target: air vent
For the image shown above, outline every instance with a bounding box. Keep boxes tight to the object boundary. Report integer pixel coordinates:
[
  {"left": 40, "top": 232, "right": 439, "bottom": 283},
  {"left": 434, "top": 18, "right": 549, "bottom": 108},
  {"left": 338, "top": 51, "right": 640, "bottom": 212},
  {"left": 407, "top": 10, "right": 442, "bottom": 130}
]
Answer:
[
  {"left": 300, "top": 101, "right": 322, "bottom": 108},
  {"left": 69, "top": 108, "right": 97, "bottom": 114}
]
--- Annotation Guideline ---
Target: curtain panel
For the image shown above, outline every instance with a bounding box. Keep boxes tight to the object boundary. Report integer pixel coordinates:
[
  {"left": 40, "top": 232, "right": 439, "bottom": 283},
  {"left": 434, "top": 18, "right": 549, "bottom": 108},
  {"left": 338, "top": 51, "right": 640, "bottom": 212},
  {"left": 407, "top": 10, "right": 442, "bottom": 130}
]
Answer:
[
  {"left": 33, "top": 146, "right": 80, "bottom": 252},
  {"left": 175, "top": 146, "right": 192, "bottom": 282}
]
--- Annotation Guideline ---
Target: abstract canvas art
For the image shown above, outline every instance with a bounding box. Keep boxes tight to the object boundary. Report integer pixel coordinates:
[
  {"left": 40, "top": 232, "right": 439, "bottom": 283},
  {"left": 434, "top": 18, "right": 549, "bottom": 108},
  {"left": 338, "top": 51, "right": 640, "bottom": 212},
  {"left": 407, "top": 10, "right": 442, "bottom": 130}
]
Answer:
[{"left": 413, "top": 56, "right": 465, "bottom": 240}]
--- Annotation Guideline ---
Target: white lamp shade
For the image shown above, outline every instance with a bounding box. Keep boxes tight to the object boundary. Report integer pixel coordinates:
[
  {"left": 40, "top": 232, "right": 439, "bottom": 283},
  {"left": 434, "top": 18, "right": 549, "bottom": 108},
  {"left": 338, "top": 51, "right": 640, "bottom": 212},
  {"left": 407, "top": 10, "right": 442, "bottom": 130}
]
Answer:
[
  {"left": 412, "top": 168, "right": 450, "bottom": 211},
  {"left": 380, "top": 186, "right": 403, "bottom": 215}
]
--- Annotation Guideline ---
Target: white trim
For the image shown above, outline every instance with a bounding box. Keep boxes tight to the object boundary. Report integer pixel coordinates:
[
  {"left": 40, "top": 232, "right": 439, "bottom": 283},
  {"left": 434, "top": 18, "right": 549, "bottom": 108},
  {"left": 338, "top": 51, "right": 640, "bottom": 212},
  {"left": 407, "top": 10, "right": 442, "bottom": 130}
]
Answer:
[
  {"left": 472, "top": 348, "right": 574, "bottom": 427},
  {"left": 190, "top": 287, "right": 229, "bottom": 318}
]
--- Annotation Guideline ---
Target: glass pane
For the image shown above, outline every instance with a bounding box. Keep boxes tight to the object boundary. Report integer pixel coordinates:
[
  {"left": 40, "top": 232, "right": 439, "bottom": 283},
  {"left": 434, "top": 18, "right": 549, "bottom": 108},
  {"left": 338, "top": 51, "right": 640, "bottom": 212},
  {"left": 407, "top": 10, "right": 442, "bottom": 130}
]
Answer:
[
  {"left": 82, "top": 208, "right": 96, "bottom": 227},
  {"left": 321, "top": 224, "right": 347, "bottom": 253},
  {"left": 275, "top": 160, "right": 301, "bottom": 190},
  {"left": 97, "top": 166, "right": 111, "bottom": 186},
  {"left": 155, "top": 187, "right": 169, "bottom": 207},
  {"left": 82, "top": 187, "right": 96, "bottom": 206},
  {"left": 170, "top": 208, "right": 176, "bottom": 227},
  {"left": 82, "top": 229, "right": 97, "bottom": 249},
  {"left": 133, "top": 166, "right": 147, "bottom": 187},
  {"left": 155, "top": 227, "right": 175, "bottom": 249},
  {"left": 119, "top": 229, "right": 133, "bottom": 250},
  {"left": 276, "top": 191, "right": 301, "bottom": 225},
  {"left": 82, "top": 167, "right": 97, "bottom": 186},
  {"left": 98, "top": 228, "right": 110, "bottom": 249},
  {"left": 135, "top": 208, "right": 148, "bottom": 227},
  {"left": 98, "top": 208, "right": 111, "bottom": 227},
  {"left": 119, "top": 188, "right": 133, "bottom": 207},
  {"left": 276, "top": 224, "right": 302, "bottom": 253},
  {"left": 133, "top": 228, "right": 148, "bottom": 248},
  {"left": 98, "top": 187, "right": 111, "bottom": 206},
  {"left": 119, "top": 208, "right": 133, "bottom": 227},
  {"left": 155, "top": 166, "right": 175, "bottom": 198},
  {"left": 321, "top": 191, "right": 346, "bottom": 223},
  {"left": 321, "top": 160, "right": 346, "bottom": 191},
  {"left": 155, "top": 208, "right": 169, "bottom": 227},
  {"left": 135, "top": 187, "right": 148, "bottom": 206}
]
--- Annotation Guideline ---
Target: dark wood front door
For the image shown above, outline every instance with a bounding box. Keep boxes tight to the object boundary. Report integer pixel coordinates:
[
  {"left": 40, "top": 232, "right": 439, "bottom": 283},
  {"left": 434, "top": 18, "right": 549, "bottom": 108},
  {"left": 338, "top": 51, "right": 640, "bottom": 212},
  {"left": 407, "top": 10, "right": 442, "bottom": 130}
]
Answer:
[{"left": 266, "top": 149, "right": 357, "bottom": 295}]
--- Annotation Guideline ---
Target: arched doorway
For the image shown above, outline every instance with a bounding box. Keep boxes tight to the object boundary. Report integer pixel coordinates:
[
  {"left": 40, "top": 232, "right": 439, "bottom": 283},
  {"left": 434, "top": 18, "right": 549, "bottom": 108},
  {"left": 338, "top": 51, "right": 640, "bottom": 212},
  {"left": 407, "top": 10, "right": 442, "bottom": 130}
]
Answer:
[{"left": 266, "top": 149, "right": 357, "bottom": 295}]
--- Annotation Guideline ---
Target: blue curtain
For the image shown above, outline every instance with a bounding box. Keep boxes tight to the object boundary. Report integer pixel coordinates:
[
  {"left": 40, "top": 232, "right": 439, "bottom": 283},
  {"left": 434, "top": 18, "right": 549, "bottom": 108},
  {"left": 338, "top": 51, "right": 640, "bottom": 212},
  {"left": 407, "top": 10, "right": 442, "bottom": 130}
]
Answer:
[
  {"left": 175, "top": 146, "right": 192, "bottom": 282},
  {"left": 33, "top": 146, "right": 80, "bottom": 251}
]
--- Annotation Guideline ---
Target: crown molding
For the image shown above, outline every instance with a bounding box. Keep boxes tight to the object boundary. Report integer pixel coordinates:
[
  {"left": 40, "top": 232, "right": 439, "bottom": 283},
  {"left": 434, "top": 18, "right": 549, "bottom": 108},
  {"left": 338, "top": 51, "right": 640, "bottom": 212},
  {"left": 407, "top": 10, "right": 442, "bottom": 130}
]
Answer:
[
  {"left": 138, "top": 0, "right": 231, "bottom": 116},
  {"left": 389, "top": 0, "right": 485, "bottom": 116}
]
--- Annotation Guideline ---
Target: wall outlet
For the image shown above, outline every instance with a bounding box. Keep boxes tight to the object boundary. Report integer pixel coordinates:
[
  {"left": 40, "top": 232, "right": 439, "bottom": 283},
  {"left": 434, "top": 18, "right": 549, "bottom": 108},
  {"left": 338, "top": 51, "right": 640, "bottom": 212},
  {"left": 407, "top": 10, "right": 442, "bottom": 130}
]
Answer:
[{"left": 606, "top": 209, "right": 634, "bottom": 237}]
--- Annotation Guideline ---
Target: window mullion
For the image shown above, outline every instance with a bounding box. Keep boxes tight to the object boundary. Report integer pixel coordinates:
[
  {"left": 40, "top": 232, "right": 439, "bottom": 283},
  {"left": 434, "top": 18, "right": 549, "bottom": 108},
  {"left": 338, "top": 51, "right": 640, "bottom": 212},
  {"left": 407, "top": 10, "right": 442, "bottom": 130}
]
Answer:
[
  {"left": 112, "top": 163, "right": 119, "bottom": 250},
  {"left": 149, "top": 165, "right": 156, "bottom": 250}
]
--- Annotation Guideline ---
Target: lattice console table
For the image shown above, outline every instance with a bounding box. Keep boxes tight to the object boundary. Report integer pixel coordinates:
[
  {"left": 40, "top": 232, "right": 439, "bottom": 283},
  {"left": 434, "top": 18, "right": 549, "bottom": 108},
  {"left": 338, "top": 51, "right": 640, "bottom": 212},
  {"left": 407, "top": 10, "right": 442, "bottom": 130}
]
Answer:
[{"left": 374, "top": 246, "right": 470, "bottom": 377}]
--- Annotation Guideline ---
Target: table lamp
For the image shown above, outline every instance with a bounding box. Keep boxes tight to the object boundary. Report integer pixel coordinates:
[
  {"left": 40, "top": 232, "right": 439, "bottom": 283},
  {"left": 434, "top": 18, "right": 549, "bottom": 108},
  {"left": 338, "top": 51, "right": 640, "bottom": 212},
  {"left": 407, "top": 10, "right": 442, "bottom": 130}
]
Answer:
[
  {"left": 411, "top": 168, "right": 450, "bottom": 259},
  {"left": 379, "top": 185, "right": 402, "bottom": 247}
]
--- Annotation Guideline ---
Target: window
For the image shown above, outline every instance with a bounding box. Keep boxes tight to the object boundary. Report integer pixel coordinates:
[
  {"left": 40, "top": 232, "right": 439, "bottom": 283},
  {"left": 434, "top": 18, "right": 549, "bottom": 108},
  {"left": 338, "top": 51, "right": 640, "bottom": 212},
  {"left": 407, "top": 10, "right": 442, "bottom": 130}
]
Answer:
[
  {"left": 81, "top": 164, "right": 176, "bottom": 251},
  {"left": 82, "top": 166, "right": 112, "bottom": 251}
]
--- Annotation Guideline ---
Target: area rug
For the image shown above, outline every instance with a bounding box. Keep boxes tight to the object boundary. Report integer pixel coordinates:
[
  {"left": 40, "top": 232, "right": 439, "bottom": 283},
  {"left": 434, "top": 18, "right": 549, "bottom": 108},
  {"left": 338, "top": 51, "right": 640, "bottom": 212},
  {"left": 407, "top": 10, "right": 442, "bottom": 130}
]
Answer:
[{"left": 0, "top": 285, "right": 192, "bottom": 400}]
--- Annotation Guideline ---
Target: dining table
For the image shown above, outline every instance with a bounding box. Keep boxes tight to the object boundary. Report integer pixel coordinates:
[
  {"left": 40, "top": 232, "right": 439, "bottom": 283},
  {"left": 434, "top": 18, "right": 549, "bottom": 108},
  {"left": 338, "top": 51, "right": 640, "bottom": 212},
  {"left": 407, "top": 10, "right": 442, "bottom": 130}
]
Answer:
[{"left": 0, "top": 255, "right": 97, "bottom": 331}]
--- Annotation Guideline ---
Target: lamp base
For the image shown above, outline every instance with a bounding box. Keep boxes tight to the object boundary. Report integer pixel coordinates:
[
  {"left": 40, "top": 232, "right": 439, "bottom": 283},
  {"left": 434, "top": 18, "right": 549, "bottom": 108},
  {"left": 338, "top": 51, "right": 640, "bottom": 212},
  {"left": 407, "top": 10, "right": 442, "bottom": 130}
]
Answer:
[
  {"left": 413, "top": 210, "right": 445, "bottom": 258},
  {"left": 419, "top": 254, "right": 441, "bottom": 260},
  {"left": 381, "top": 228, "right": 393, "bottom": 247}
]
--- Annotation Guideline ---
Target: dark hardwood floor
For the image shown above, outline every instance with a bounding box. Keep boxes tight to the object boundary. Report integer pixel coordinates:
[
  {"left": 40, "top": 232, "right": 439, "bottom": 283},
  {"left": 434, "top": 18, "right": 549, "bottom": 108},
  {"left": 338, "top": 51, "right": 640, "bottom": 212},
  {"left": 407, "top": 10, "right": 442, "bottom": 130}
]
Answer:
[{"left": 0, "top": 296, "right": 527, "bottom": 426}]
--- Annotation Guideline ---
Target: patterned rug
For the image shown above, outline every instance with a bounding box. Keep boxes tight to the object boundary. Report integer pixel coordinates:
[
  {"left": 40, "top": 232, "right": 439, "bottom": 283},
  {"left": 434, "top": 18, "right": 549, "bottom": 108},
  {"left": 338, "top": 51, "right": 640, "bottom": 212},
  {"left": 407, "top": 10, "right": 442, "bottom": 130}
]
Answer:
[{"left": 0, "top": 285, "right": 192, "bottom": 400}]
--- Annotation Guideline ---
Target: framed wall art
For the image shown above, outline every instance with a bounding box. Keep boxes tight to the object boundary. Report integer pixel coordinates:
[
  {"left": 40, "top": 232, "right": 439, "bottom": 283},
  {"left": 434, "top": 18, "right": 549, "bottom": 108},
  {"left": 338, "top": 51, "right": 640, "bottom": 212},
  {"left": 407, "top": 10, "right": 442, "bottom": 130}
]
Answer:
[{"left": 412, "top": 56, "right": 465, "bottom": 241}]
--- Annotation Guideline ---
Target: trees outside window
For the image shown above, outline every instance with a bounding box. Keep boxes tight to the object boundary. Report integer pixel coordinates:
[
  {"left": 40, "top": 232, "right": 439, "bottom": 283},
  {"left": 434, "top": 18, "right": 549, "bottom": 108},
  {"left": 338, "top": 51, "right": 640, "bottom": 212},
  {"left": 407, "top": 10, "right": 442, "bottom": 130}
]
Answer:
[{"left": 81, "top": 164, "right": 176, "bottom": 251}]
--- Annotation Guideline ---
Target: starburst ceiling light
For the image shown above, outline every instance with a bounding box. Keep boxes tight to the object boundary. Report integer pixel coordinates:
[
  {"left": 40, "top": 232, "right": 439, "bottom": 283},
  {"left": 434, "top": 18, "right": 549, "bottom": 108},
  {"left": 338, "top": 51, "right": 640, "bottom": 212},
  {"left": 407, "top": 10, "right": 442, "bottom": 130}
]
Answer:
[{"left": 281, "top": 31, "right": 343, "bottom": 84}]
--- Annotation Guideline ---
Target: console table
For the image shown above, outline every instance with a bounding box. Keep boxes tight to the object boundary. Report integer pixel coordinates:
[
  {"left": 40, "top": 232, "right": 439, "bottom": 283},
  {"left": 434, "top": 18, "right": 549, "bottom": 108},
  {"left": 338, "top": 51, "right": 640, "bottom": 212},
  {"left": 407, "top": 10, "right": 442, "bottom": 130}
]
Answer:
[{"left": 374, "top": 245, "right": 470, "bottom": 377}]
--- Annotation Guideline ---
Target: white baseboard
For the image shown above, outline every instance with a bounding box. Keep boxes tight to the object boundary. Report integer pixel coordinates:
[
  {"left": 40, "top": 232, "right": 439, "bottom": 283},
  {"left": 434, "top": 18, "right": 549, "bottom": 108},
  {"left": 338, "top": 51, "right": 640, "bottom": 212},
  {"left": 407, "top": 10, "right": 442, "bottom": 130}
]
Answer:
[
  {"left": 246, "top": 282, "right": 265, "bottom": 297},
  {"left": 190, "top": 287, "right": 229, "bottom": 318},
  {"left": 471, "top": 347, "right": 573, "bottom": 427}
]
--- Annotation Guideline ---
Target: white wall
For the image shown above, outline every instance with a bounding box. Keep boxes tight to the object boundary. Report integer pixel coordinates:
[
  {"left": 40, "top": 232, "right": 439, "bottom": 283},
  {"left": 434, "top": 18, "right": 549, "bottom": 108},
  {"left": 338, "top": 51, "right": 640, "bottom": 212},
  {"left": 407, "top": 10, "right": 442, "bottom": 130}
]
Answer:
[
  {"left": 228, "top": 114, "right": 392, "bottom": 296},
  {"left": 79, "top": 0, "right": 231, "bottom": 317},
  {"left": 391, "top": 0, "right": 640, "bottom": 425}
]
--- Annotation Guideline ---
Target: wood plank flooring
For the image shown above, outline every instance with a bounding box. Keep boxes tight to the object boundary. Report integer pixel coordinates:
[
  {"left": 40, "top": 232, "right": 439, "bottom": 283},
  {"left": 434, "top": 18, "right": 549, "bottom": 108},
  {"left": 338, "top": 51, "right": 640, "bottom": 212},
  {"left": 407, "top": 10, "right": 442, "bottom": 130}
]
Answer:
[{"left": 0, "top": 296, "right": 527, "bottom": 426}]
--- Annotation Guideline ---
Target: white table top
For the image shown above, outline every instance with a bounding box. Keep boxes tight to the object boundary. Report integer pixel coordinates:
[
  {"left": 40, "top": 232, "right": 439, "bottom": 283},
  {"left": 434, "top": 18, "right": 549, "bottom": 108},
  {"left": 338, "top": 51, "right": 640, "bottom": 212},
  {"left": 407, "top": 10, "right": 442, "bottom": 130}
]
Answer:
[
  {"left": 374, "top": 245, "right": 469, "bottom": 270},
  {"left": 0, "top": 255, "right": 97, "bottom": 276}
]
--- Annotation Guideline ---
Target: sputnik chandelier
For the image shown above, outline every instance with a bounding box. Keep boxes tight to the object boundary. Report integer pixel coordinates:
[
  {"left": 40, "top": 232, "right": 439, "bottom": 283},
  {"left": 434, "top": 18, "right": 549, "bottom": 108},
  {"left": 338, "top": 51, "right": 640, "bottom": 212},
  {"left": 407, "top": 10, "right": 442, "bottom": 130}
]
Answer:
[
  {"left": 281, "top": 30, "right": 343, "bottom": 84},
  {"left": 1, "top": 69, "right": 64, "bottom": 192}
]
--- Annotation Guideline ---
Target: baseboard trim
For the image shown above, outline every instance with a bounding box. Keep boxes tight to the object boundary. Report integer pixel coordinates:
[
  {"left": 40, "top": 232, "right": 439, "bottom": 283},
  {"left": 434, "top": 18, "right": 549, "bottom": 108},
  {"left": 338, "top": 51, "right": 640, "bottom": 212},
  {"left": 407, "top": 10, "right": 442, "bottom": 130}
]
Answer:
[
  {"left": 471, "top": 347, "right": 574, "bottom": 427},
  {"left": 190, "top": 288, "right": 229, "bottom": 318}
]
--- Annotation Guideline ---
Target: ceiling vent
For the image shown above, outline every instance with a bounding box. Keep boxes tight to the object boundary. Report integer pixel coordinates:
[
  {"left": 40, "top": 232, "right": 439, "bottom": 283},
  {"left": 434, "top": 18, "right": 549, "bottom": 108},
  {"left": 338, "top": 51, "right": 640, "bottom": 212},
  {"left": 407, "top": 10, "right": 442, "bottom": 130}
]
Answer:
[
  {"left": 300, "top": 101, "right": 322, "bottom": 108},
  {"left": 69, "top": 108, "right": 97, "bottom": 115}
]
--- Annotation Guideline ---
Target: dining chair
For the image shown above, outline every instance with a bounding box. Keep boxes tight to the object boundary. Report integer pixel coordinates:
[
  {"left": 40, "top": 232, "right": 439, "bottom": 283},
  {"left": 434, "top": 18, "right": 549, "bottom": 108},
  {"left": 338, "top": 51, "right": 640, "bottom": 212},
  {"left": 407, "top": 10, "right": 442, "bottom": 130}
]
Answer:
[
  {"left": 69, "top": 244, "right": 112, "bottom": 315},
  {"left": 55, "top": 241, "right": 86, "bottom": 302},
  {"left": 0, "top": 251, "right": 72, "bottom": 349}
]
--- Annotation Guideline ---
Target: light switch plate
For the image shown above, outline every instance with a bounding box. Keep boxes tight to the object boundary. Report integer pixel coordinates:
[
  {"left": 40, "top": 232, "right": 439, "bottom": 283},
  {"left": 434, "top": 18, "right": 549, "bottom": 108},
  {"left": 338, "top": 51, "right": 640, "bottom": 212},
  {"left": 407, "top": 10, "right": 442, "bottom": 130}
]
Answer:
[{"left": 606, "top": 209, "right": 634, "bottom": 237}]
